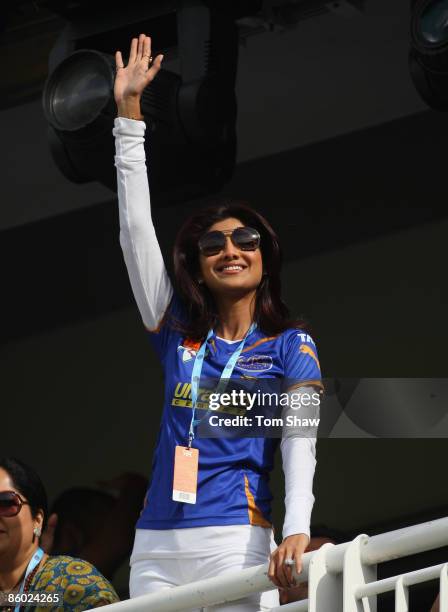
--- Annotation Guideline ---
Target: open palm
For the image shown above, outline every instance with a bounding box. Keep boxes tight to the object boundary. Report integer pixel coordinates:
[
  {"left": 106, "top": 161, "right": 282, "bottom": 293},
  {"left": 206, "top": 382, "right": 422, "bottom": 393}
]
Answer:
[{"left": 114, "top": 34, "right": 163, "bottom": 104}]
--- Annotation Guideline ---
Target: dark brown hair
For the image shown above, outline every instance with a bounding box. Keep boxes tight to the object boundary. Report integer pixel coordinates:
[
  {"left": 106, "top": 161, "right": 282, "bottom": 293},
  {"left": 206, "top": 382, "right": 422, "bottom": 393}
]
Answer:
[
  {"left": 0, "top": 457, "right": 48, "bottom": 528},
  {"left": 172, "top": 199, "right": 307, "bottom": 341}
]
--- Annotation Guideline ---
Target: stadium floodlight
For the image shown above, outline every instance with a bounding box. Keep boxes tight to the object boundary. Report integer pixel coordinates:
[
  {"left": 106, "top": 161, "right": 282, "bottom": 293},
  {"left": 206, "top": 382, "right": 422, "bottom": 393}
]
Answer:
[
  {"left": 42, "top": 1, "right": 240, "bottom": 204},
  {"left": 43, "top": 50, "right": 115, "bottom": 132},
  {"left": 409, "top": 0, "right": 448, "bottom": 110}
]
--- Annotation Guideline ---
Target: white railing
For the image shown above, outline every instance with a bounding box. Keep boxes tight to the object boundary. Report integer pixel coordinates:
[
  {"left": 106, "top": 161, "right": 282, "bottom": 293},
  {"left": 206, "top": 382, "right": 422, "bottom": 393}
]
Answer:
[{"left": 105, "top": 517, "right": 448, "bottom": 611}]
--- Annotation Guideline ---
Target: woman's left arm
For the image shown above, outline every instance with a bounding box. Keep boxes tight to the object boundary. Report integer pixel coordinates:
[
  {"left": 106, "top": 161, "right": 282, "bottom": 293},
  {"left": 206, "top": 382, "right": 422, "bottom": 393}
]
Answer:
[
  {"left": 268, "top": 331, "right": 322, "bottom": 588},
  {"left": 268, "top": 417, "right": 317, "bottom": 589}
]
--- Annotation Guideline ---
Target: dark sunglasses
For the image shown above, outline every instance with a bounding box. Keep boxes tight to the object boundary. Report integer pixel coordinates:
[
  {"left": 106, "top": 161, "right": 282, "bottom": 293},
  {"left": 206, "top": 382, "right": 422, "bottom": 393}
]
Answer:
[
  {"left": 198, "top": 227, "right": 261, "bottom": 257},
  {"left": 0, "top": 491, "right": 30, "bottom": 517}
]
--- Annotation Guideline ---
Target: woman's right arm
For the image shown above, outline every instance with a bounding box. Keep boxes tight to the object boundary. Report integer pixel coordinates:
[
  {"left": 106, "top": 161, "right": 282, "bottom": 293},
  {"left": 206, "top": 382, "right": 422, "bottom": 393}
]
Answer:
[{"left": 113, "top": 35, "right": 170, "bottom": 331}]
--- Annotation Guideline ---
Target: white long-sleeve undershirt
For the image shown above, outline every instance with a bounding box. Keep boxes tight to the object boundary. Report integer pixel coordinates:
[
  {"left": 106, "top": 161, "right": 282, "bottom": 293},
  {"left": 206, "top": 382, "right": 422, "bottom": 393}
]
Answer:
[
  {"left": 113, "top": 117, "right": 173, "bottom": 331},
  {"left": 113, "top": 117, "right": 317, "bottom": 540}
]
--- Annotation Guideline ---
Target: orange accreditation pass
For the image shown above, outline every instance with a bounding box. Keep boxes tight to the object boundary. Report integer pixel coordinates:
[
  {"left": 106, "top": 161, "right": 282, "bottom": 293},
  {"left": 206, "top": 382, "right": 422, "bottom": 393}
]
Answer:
[{"left": 172, "top": 445, "right": 199, "bottom": 504}]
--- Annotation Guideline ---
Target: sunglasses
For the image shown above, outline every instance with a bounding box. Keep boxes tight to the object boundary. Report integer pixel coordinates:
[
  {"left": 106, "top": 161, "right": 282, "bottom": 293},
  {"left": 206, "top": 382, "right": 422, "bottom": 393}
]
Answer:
[
  {"left": 198, "top": 227, "right": 261, "bottom": 257},
  {"left": 0, "top": 491, "right": 30, "bottom": 517}
]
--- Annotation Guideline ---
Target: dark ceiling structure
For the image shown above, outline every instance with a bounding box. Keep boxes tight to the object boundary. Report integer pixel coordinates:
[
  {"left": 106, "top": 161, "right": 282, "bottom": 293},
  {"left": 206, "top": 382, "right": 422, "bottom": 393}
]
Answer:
[{"left": 2, "top": 0, "right": 448, "bottom": 342}]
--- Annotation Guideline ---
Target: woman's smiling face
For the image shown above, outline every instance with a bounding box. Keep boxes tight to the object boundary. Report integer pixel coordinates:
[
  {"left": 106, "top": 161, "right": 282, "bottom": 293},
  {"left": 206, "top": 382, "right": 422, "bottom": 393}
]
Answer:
[{"left": 198, "top": 217, "right": 263, "bottom": 298}]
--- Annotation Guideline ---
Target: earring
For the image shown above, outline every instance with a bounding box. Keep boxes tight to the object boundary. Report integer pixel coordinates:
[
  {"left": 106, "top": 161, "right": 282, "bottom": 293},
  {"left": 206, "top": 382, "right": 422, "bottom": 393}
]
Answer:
[
  {"left": 33, "top": 527, "right": 42, "bottom": 537},
  {"left": 198, "top": 279, "right": 204, "bottom": 284}
]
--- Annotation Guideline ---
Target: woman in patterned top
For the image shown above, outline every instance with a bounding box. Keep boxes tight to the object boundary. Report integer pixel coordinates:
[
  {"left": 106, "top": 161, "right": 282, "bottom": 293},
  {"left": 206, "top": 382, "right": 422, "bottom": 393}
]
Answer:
[{"left": 0, "top": 457, "right": 119, "bottom": 611}]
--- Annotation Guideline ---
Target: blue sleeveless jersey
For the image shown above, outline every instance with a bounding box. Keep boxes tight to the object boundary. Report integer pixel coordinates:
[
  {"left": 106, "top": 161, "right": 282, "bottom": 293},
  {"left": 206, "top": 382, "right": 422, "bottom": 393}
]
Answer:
[{"left": 136, "top": 294, "right": 322, "bottom": 530}]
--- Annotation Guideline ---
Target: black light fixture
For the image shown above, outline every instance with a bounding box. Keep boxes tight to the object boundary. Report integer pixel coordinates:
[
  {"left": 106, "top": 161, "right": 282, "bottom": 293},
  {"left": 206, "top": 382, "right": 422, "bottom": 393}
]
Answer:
[
  {"left": 409, "top": 0, "right": 448, "bottom": 110},
  {"left": 42, "top": 1, "right": 241, "bottom": 204},
  {"left": 43, "top": 50, "right": 115, "bottom": 133}
]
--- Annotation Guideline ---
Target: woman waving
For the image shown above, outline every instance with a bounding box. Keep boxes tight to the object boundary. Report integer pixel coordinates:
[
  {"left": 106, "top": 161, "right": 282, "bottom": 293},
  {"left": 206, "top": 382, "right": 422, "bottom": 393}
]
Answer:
[{"left": 114, "top": 34, "right": 323, "bottom": 611}]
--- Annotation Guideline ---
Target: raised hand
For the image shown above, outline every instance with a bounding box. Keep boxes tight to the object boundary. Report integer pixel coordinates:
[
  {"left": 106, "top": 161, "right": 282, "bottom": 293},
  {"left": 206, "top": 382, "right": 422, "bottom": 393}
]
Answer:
[{"left": 114, "top": 34, "right": 163, "bottom": 119}]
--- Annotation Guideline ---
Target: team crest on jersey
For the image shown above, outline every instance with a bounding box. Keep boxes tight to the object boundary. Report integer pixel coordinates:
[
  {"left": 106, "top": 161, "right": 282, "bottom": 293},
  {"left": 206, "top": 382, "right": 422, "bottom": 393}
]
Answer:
[
  {"left": 236, "top": 354, "right": 273, "bottom": 372},
  {"left": 177, "top": 338, "right": 201, "bottom": 362}
]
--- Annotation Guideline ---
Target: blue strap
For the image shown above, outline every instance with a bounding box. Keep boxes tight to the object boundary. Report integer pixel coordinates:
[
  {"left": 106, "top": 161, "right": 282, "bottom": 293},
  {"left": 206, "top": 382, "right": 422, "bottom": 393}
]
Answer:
[
  {"left": 14, "top": 547, "right": 44, "bottom": 612},
  {"left": 188, "top": 323, "right": 256, "bottom": 447}
]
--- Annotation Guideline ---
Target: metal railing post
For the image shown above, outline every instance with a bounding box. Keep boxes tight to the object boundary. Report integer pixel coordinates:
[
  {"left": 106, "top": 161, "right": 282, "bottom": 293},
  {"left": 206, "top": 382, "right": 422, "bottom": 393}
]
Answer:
[
  {"left": 308, "top": 542, "right": 343, "bottom": 612},
  {"left": 343, "top": 535, "right": 377, "bottom": 612},
  {"left": 440, "top": 564, "right": 448, "bottom": 612},
  {"left": 394, "top": 576, "right": 409, "bottom": 612}
]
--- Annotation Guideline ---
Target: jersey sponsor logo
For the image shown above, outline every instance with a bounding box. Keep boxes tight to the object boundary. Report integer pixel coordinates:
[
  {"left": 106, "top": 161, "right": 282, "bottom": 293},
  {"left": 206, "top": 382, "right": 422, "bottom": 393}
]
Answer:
[
  {"left": 171, "top": 382, "right": 245, "bottom": 415},
  {"left": 172, "top": 382, "right": 210, "bottom": 409},
  {"left": 236, "top": 354, "right": 273, "bottom": 372},
  {"left": 297, "top": 333, "right": 315, "bottom": 345}
]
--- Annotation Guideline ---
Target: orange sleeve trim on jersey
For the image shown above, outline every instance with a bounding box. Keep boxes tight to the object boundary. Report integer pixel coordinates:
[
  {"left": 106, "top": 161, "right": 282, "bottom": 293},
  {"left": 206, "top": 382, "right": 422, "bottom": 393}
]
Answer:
[
  {"left": 244, "top": 474, "right": 271, "bottom": 528},
  {"left": 286, "top": 379, "right": 325, "bottom": 393}
]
